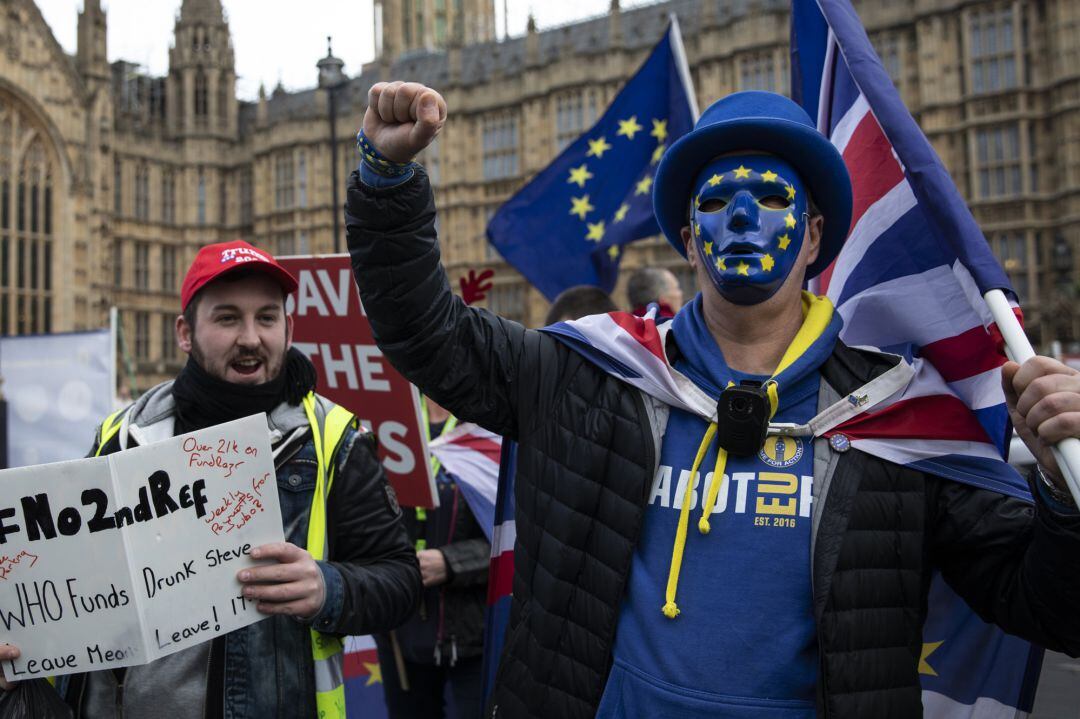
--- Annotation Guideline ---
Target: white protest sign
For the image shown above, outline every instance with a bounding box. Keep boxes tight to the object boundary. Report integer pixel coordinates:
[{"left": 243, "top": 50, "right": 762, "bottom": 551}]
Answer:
[{"left": 0, "top": 414, "right": 284, "bottom": 679}]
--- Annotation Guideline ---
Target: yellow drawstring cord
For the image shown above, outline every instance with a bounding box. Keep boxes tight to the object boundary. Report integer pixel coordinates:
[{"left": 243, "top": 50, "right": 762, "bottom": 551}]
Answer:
[
  {"left": 660, "top": 293, "right": 835, "bottom": 620},
  {"left": 698, "top": 379, "right": 780, "bottom": 534},
  {"left": 662, "top": 422, "right": 716, "bottom": 619},
  {"left": 697, "top": 446, "right": 729, "bottom": 535}
]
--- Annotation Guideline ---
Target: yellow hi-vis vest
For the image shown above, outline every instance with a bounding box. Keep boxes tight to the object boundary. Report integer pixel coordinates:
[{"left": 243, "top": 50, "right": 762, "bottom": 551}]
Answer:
[{"left": 94, "top": 393, "right": 355, "bottom": 719}]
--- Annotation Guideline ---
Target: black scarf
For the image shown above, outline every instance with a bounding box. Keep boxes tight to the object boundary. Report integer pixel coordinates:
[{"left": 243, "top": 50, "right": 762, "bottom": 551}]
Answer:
[{"left": 172, "top": 347, "right": 318, "bottom": 434}]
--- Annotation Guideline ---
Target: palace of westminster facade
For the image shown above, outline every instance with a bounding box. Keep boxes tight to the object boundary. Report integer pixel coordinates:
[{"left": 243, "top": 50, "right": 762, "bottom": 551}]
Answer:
[{"left": 0, "top": 0, "right": 1077, "bottom": 390}]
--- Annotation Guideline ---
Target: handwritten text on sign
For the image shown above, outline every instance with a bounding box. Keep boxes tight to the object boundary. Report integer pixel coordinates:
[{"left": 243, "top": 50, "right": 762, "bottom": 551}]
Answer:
[
  {"left": 0, "top": 415, "right": 283, "bottom": 679},
  {"left": 280, "top": 255, "right": 436, "bottom": 508}
]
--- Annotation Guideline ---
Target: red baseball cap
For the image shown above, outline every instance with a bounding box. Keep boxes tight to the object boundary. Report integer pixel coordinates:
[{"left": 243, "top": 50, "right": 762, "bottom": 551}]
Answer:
[{"left": 180, "top": 240, "right": 298, "bottom": 310}]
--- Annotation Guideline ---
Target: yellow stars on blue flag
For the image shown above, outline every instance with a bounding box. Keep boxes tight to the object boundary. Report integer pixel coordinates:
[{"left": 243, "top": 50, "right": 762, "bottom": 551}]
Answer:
[
  {"left": 568, "top": 164, "right": 593, "bottom": 188},
  {"left": 761, "top": 253, "right": 775, "bottom": 272},
  {"left": 704, "top": 240, "right": 713, "bottom": 256},
  {"left": 570, "top": 195, "right": 595, "bottom": 220},
  {"left": 919, "top": 641, "right": 944, "bottom": 676},
  {"left": 778, "top": 233, "right": 792, "bottom": 250},
  {"left": 760, "top": 170, "right": 779, "bottom": 183},
  {"left": 733, "top": 165, "right": 752, "bottom": 179},
  {"left": 715, "top": 257, "right": 726, "bottom": 271},
  {"left": 736, "top": 261, "right": 750, "bottom": 276},
  {"left": 587, "top": 136, "right": 612, "bottom": 159},
  {"left": 784, "top": 212, "right": 797, "bottom": 229},
  {"left": 785, "top": 184, "right": 796, "bottom": 201},
  {"left": 707, "top": 174, "right": 723, "bottom": 187},
  {"left": 651, "top": 118, "right": 668, "bottom": 142},
  {"left": 484, "top": 26, "right": 695, "bottom": 300},
  {"left": 364, "top": 661, "right": 383, "bottom": 686},
  {"left": 617, "top": 116, "right": 644, "bottom": 140}
]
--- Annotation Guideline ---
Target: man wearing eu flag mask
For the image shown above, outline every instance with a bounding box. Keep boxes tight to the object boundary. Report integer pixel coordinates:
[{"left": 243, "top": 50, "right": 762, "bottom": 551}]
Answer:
[
  {"left": 344, "top": 81, "right": 1080, "bottom": 719},
  {"left": 687, "top": 155, "right": 810, "bottom": 305}
]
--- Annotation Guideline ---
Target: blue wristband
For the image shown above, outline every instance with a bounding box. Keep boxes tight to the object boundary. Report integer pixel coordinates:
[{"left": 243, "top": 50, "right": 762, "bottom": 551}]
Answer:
[{"left": 356, "top": 130, "right": 413, "bottom": 178}]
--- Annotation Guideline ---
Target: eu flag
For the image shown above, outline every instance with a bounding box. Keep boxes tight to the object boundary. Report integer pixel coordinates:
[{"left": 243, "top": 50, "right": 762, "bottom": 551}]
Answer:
[{"left": 486, "top": 17, "right": 697, "bottom": 301}]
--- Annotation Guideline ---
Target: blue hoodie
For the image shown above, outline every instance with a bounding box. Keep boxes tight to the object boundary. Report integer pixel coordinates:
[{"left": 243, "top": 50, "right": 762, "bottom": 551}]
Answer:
[{"left": 597, "top": 294, "right": 842, "bottom": 718}]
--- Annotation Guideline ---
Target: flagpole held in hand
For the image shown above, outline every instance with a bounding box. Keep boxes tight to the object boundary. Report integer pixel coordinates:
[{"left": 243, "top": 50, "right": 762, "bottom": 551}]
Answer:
[{"left": 985, "top": 288, "right": 1080, "bottom": 506}]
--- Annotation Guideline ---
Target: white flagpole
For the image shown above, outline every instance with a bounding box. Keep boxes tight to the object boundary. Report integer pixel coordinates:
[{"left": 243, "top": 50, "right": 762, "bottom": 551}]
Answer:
[
  {"left": 668, "top": 14, "right": 700, "bottom": 121},
  {"left": 984, "top": 288, "right": 1080, "bottom": 505}
]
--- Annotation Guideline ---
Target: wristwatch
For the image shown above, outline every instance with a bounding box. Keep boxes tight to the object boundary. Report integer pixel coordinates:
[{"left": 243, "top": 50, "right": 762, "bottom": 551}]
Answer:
[{"left": 1035, "top": 464, "right": 1076, "bottom": 507}]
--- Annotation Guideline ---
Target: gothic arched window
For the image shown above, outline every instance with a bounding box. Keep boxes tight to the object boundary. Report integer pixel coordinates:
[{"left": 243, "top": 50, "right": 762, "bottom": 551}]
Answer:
[
  {"left": 195, "top": 69, "right": 208, "bottom": 122},
  {"left": 0, "top": 93, "right": 55, "bottom": 335},
  {"left": 218, "top": 71, "right": 230, "bottom": 128}
]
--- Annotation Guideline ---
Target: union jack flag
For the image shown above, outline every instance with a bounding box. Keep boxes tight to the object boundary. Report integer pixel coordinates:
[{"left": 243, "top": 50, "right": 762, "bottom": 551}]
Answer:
[
  {"left": 792, "top": 0, "right": 1027, "bottom": 499},
  {"left": 796, "top": 0, "right": 1043, "bottom": 714}
]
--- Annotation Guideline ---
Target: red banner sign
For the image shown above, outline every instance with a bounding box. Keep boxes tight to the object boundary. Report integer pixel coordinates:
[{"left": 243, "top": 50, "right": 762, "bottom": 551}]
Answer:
[{"left": 279, "top": 255, "right": 436, "bottom": 508}]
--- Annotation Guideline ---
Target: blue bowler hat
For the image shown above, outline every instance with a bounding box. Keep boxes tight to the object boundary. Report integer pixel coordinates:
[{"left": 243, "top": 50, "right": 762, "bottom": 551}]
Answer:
[{"left": 654, "top": 91, "right": 852, "bottom": 279}]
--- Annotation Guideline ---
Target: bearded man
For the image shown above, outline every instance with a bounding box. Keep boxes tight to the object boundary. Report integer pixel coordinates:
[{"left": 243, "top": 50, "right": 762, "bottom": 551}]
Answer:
[{"left": 1, "top": 240, "right": 421, "bottom": 719}]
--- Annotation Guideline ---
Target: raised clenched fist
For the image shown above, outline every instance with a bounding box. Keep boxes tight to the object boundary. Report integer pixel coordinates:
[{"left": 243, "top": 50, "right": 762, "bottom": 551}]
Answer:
[{"left": 363, "top": 81, "right": 447, "bottom": 163}]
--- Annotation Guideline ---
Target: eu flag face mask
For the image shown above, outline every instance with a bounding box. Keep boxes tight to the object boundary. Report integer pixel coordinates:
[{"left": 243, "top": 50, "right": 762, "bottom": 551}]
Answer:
[{"left": 690, "top": 154, "right": 809, "bottom": 305}]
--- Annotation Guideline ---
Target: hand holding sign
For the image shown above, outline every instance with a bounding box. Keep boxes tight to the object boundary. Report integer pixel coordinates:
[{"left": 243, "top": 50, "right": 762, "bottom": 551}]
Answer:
[
  {"left": 0, "top": 644, "right": 18, "bottom": 689},
  {"left": 0, "top": 416, "right": 284, "bottom": 680},
  {"left": 238, "top": 542, "right": 326, "bottom": 618}
]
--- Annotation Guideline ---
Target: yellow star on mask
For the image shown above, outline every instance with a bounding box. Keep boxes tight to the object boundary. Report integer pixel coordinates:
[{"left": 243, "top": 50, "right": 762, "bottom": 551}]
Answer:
[
  {"left": 704, "top": 241, "right": 713, "bottom": 256},
  {"left": 607, "top": 245, "right": 620, "bottom": 259},
  {"left": 586, "top": 221, "right": 605, "bottom": 242},
  {"left": 617, "top": 116, "right": 643, "bottom": 140},
  {"left": 784, "top": 212, "right": 797, "bottom": 229},
  {"left": 567, "top": 164, "right": 593, "bottom": 188},
  {"left": 918, "top": 641, "right": 944, "bottom": 676},
  {"left": 364, "top": 662, "right": 383, "bottom": 686},
  {"left": 715, "top": 257, "right": 726, "bottom": 271},
  {"left": 761, "top": 253, "right": 775, "bottom": 272},
  {"left": 635, "top": 176, "right": 653, "bottom": 195},
  {"left": 734, "top": 165, "right": 752, "bottom": 179},
  {"left": 761, "top": 170, "right": 779, "bottom": 183},
  {"left": 693, "top": 221, "right": 701, "bottom": 237},
  {"left": 651, "top": 118, "right": 668, "bottom": 142},
  {"left": 707, "top": 174, "right": 723, "bottom": 187},
  {"left": 785, "top": 184, "right": 796, "bottom": 201},
  {"left": 651, "top": 143, "right": 666, "bottom": 164},
  {"left": 778, "top": 233, "right": 792, "bottom": 250},
  {"left": 569, "top": 195, "right": 594, "bottom": 220},
  {"left": 613, "top": 203, "right": 630, "bottom": 222},
  {"left": 587, "top": 136, "right": 612, "bottom": 158},
  {"left": 736, "top": 261, "right": 750, "bottom": 276}
]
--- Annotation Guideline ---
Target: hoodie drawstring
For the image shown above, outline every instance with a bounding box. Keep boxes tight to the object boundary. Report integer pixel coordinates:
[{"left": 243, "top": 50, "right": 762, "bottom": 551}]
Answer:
[{"left": 662, "top": 422, "right": 718, "bottom": 619}]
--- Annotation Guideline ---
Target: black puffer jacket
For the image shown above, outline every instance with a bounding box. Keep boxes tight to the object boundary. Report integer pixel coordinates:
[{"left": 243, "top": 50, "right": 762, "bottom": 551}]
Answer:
[{"left": 346, "top": 167, "right": 1080, "bottom": 718}]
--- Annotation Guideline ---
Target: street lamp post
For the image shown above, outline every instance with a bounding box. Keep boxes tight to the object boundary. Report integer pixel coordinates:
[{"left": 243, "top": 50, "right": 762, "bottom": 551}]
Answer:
[{"left": 317, "top": 37, "right": 347, "bottom": 253}]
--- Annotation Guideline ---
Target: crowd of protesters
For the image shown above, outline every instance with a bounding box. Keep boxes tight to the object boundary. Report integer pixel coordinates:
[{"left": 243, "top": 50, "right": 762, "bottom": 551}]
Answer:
[{"left": 2, "top": 75, "right": 1079, "bottom": 719}]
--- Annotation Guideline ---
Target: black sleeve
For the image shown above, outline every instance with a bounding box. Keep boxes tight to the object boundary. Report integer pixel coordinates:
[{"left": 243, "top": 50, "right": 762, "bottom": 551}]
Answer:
[
  {"left": 344, "top": 166, "right": 574, "bottom": 442},
  {"left": 931, "top": 471, "right": 1080, "bottom": 656},
  {"left": 325, "top": 430, "right": 422, "bottom": 635}
]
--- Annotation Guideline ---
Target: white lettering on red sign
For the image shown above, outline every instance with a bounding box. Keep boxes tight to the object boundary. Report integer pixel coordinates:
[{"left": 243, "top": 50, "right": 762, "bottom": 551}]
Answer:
[{"left": 288, "top": 269, "right": 353, "bottom": 317}]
